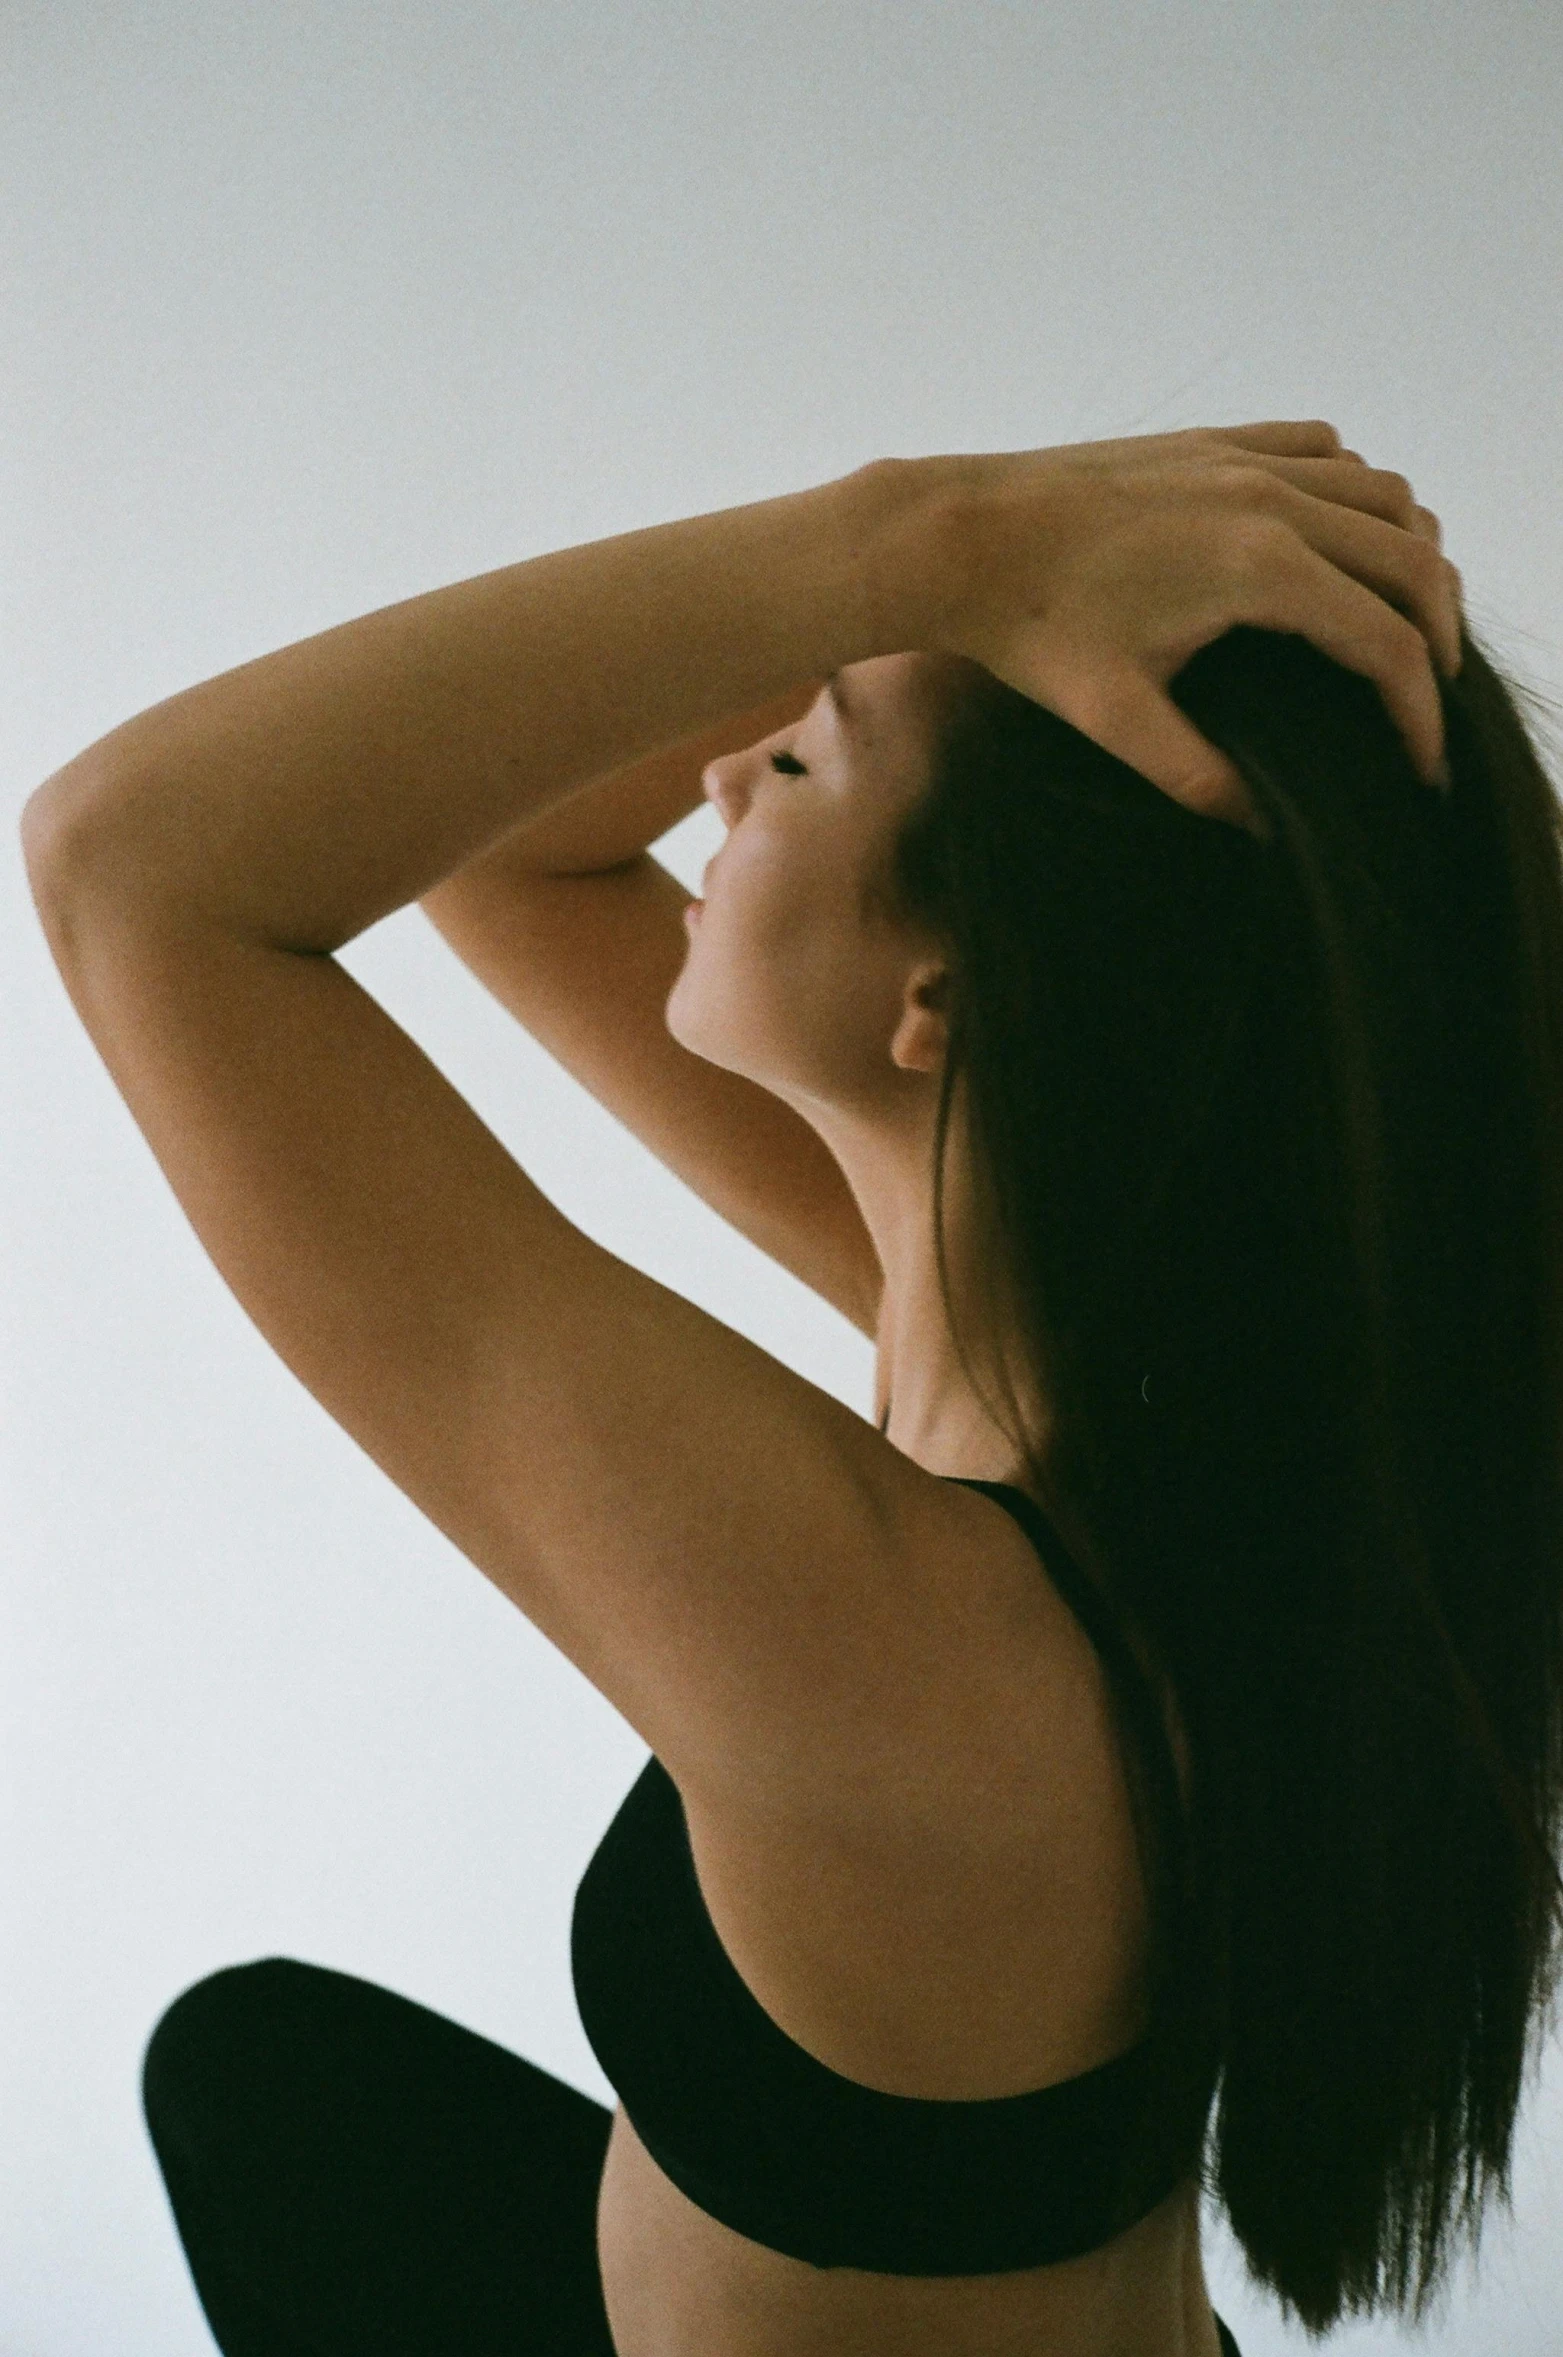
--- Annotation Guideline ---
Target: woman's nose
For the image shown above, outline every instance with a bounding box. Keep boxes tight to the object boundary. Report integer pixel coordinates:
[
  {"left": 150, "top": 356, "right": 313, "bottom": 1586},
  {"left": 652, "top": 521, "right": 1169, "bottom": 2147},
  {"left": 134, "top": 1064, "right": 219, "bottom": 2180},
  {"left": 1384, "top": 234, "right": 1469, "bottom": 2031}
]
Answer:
[{"left": 701, "top": 752, "right": 747, "bottom": 826}]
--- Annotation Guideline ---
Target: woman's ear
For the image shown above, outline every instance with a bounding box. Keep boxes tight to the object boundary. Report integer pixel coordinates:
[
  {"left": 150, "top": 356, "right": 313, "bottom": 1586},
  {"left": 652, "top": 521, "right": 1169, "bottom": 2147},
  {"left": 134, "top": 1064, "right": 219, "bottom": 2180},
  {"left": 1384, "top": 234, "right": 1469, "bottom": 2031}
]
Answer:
[{"left": 889, "top": 960, "right": 952, "bottom": 1074}]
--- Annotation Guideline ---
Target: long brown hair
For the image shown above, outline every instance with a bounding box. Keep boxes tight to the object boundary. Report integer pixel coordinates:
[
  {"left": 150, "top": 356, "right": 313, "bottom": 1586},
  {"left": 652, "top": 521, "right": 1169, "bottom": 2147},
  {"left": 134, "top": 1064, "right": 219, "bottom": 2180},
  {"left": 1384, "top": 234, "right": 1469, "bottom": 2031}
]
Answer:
[{"left": 880, "top": 619, "right": 1563, "bottom": 2334}]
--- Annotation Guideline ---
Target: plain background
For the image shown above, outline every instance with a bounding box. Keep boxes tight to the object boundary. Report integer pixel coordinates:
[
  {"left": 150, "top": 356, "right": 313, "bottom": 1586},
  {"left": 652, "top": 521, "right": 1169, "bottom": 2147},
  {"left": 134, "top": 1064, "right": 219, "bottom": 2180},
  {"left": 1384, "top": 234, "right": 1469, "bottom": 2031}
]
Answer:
[{"left": 6, "top": 3, "right": 1563, "bottom": 2350}]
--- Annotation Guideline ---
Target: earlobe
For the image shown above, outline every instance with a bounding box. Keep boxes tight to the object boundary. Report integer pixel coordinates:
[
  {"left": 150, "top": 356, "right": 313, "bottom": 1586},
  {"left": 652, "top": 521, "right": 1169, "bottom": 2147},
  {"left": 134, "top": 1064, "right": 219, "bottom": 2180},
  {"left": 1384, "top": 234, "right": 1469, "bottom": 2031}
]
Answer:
[
  {"left": 890, "top": 1023, "right": 942, "bottom": 1075},
  {"left": 890, "top": 966, "right": 951, "bottom": 1074}
]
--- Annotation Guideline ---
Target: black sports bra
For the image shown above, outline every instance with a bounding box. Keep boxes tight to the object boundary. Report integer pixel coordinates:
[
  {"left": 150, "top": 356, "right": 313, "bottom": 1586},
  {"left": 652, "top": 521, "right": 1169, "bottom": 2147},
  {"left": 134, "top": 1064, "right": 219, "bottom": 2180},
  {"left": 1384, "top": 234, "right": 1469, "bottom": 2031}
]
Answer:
[{"left": 569, "top": 1455, "right": 1186, "bottom": 2276}]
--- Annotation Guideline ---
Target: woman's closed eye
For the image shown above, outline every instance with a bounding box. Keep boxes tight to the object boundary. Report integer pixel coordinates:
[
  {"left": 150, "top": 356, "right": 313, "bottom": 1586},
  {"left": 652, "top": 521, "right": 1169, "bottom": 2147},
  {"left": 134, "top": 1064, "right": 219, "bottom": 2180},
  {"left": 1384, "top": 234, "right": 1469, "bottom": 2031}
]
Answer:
[{"left": 770, "top": 750, "right": 808, "bottom": 777}]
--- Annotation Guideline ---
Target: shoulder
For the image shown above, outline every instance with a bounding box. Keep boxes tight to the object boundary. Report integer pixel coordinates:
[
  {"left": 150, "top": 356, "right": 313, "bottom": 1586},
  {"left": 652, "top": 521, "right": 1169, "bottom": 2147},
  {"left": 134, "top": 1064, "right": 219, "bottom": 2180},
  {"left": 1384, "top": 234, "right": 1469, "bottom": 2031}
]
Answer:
[
  {"left": 712, "top": 1461, "right": 1116, "bottom": 1841},
  {"left": 672, "top": 1476, "right": 1163, "bottom": 2096}
]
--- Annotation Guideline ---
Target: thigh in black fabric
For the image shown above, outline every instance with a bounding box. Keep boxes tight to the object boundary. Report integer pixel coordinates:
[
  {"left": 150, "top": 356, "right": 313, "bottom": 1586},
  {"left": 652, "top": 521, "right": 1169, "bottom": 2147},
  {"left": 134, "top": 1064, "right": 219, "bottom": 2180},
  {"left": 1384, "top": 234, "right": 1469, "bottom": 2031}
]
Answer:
[{"left": 141, "top": 1956, "right": 619, "bottom": 2357}]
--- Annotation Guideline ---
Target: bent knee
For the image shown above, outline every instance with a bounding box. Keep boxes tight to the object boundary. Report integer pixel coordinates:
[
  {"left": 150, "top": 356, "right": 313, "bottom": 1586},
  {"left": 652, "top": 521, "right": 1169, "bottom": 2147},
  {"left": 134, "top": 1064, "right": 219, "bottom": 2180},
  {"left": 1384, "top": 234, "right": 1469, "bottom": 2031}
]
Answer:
[{"left": 141, "top": 1956, "right": 312, "bottom": 2140}]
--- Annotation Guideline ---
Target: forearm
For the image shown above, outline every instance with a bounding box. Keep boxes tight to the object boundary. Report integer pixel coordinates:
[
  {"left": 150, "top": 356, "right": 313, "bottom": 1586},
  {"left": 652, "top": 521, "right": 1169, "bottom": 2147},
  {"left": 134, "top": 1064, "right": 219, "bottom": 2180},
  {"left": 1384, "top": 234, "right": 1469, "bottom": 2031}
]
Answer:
[
  {"left": 25, "top": 458, "right": 947, "bottom": 951},
  {"left": 424, "top": 683, "right": 821, "bottom": 888}
]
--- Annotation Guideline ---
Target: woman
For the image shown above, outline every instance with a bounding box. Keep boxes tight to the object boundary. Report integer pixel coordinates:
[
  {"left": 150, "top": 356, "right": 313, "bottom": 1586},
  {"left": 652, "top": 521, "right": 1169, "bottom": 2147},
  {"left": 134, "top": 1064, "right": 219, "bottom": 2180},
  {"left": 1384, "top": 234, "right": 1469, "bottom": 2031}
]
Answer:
[{"left": 23, "top": 422, "right": 1558, "bottom": 2355}]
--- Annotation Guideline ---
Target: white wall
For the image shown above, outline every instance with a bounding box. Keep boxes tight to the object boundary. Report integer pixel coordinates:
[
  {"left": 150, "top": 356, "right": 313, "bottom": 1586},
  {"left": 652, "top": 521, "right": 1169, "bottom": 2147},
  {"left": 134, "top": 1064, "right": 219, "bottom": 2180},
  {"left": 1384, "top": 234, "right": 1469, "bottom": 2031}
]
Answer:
[{"left": 6, "top": 3, "right": 1562, "bottom": 2349}]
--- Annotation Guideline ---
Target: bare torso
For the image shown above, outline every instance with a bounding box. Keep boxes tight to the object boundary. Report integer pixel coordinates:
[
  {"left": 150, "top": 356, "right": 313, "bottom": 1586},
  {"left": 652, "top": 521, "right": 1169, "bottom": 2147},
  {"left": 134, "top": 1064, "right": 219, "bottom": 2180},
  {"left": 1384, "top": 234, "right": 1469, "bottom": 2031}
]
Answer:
[{"left": 592, "top": 1476, "right": 1224, "bottom": 2357}]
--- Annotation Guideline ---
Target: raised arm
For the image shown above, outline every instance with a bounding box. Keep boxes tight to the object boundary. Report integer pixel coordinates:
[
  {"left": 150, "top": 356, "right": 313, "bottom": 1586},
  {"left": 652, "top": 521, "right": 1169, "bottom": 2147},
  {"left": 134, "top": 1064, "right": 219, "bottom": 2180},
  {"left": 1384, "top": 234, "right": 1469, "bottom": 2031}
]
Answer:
[
  {"left": 23, "top": 461, "right": 930, "bottom": 946},
  {"left": 416, "top": 679, "right": 885, "bottom": 1342},
  {"left": 422, "top": 682, "right": 820, "bottom": 885}
]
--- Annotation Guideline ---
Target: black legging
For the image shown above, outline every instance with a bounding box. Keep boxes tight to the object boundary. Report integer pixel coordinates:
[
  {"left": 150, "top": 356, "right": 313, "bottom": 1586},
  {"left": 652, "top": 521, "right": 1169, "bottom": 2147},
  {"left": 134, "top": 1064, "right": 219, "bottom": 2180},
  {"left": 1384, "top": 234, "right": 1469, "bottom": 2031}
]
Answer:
[{"left": 141, "top": 1954, "right": 1244, "bottom": 2357}]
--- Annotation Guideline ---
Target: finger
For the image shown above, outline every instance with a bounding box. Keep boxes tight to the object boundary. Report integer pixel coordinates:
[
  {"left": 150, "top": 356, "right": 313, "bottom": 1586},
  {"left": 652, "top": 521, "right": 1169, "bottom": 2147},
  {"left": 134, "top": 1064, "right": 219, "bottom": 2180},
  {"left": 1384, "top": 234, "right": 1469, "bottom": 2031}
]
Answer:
[
  {"left": 1216, "top": 456, "right": 1428, "bottom": 539},
  {"left": 1056, "top": 663, "right": 1268, "bottom": 838},
  {"left": 1269, "top": 483, "right": 1464, "bottom": 681},
  {"left": 1250, "top": 461, "right": 1447, "bottom": 547},
  {"left": 1231, "top": 527, "right": 1449, "bottom": 785},
  {"left": 1213, "top": 419, "right": 1345, "bottom": 457},
  {"left": 1289, "top": 448, "right": 1441, "bottom": 544},
  {"left": 1336, "top": 450, "right": 1434, "bottom": 533}
]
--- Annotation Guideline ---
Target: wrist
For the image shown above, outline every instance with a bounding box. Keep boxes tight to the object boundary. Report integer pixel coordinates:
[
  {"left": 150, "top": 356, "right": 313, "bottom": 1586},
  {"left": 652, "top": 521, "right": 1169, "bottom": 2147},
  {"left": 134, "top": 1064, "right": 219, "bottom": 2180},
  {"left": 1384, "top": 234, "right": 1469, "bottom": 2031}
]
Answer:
[{"left": 839, "top": 453, "right": 970, "bottom": 663}]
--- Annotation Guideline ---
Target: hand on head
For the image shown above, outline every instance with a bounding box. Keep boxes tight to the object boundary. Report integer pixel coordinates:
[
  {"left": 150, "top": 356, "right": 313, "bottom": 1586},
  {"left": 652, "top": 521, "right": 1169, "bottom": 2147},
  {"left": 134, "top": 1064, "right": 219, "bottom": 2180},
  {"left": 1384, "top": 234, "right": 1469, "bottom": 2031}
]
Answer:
[{"left": 919, "top": 419, "right": 1463, "bottom": 840}]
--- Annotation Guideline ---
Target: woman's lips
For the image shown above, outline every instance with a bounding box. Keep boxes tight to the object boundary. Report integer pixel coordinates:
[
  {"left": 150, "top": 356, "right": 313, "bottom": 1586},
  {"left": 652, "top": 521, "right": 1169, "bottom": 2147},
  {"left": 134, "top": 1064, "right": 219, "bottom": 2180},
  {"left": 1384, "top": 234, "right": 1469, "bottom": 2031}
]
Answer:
[{"left": 684, "top": 899, "right": 704, "bottom": 926}]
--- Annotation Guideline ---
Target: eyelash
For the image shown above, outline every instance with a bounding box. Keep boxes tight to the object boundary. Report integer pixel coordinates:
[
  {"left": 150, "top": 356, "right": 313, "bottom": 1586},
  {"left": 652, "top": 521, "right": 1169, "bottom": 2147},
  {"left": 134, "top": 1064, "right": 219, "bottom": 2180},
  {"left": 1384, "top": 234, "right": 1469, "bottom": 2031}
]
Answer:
[{"left": 770, "top": 750, "right": 807, "bottom": 777}]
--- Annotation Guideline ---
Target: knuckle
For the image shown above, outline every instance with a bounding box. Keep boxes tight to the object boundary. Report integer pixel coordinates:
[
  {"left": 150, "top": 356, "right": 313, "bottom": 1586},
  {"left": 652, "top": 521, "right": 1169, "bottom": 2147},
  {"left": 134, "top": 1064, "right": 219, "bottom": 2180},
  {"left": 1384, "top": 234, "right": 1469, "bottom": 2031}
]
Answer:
[
  {"left": 1232, "top": 464, "right": 1288, "bottom": 508},
  {"left": 1231, "top": 511, "right": 1292, "bottom": 570},
  {"left": 1220, "top": 514, "right": 1294, "bottom": 598},
  {"left": 1404, "top": 532, "right": 1448, "bottom": 591},
  {"left": 1377, "top": 468, "right": 1417, "bottom": 517}
]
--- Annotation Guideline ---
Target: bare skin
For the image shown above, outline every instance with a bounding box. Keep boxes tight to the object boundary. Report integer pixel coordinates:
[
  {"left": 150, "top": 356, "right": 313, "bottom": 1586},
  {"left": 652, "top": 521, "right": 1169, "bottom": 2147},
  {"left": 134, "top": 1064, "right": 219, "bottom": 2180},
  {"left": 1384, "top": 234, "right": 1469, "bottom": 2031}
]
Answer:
[
  {"left": 670, "top": 647, "right": 1040, "bottom": 1475},
  {"left": 600, "top": 651, "right": 1225, "bottom": 2356},
  {"left": 32, "top": 425, "right": 1459, "bottom": 2354}
]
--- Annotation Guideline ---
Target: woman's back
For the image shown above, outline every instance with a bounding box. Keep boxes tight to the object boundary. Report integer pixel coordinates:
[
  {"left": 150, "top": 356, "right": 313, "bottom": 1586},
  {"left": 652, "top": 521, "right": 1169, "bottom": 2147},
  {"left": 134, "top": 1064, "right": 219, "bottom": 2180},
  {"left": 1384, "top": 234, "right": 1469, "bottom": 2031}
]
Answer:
[{"left": 583, "top": 1470, "right": 1225, "bottom": 2357}]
